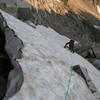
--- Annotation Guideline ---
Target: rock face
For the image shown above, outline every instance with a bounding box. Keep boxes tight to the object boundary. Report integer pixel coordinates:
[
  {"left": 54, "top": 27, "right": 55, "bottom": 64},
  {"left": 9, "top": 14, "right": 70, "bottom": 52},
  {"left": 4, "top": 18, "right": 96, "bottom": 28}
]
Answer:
[
  {"left": 88, "top": 59, "right": 100, "bottom": 71},
  {"left": 97, "top": 5, "right": 100, "bottom": 14},
  {"left": 92, "top": 46, "right": 100, "bottom": 59},
  {"left": 25, "top": 0, "right": 100, "bottom": 17},
  {"left": 24, "top": 0, "right": 100, "bottom": 44},
  {"left": 74, "top": 43, "right": 100, "bottom": 72},
  {"left": 0, "top": 12, "right": 24, "bottom": 100},
  {"left": 74, "top": 42, "right": 100, "bottom": 59},
  {"left": 30, "top": 8, "right": 93, "bottom": 42},
  {"left": 68, "top": 0, "right": 100, "bottom": 18},
  {"left": 0, "top": 0, "right": 100, "bottom": 16},
  {"left": 17, "top": 8, "right": 32, "bottom": 21},
  {"left": 1, "top": 10, "right": 100, "bottom": 100},
  {"left": 0, "top": 15, "right": 14, "bottom": 99}
]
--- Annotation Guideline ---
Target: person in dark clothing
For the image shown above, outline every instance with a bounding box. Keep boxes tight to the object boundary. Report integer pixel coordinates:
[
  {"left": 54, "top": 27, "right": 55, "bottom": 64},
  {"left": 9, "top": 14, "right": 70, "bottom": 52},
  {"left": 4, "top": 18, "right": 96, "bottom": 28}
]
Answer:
[{"left": 64, "top": 40, "right": 75, "bottom": 53}]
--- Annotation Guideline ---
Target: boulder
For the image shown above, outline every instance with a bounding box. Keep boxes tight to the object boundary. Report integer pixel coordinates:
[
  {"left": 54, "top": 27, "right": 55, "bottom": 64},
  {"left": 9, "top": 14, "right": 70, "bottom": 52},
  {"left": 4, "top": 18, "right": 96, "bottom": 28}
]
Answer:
[
  {"left": 74, "top": 42, "right": 92, "bottom": 58},
  {"left": 0, "top": 10, "right": 24, "bottom": 100},
  {"left": 17, "top": 8, "right": 32, "bottom": 21},
  {"left": 92, "top": 46, "right": 100, "bottom": 59},
  {"left": 88, "top": 58, "right": 100, "bottom": 71},
  {"left": 73, "top": 65, "right": 97, "bottom": 93}
]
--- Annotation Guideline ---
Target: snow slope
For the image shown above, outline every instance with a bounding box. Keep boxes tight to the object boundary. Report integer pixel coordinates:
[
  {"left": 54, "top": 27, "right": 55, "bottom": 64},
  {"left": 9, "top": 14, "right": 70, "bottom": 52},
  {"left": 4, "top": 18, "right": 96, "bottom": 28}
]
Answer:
[{"left": 1, "top": 10, "right": 100, "bottom": 100}]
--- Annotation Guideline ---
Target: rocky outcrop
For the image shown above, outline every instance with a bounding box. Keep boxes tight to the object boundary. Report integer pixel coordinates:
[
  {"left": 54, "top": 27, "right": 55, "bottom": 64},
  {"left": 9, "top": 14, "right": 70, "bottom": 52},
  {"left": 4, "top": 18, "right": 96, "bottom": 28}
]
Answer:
[
  {"left": 0, "top": 17, "right": 14, "bottom": 99},
  {"left": 74, "top": 42, "right": 100, "bottom": 72},
  {"left": 88, "top": 59, "right": 100, "bottom": 71},
  {"left": 17, "top": 8, "right": 32, "bottom": 21},
  {"left": 68, "top": 0, "right": 100, "bottom": 18},
  {"left": 74, "top": 42, "right": 92, "bottom": 57},
  {"left": 92, "top": 46, "right": 100, "bottom": 59},
  {"left": 97, "top": 5, "right": 100, "bottom": 14},
  {"left": 73, "top": 65, "right": 98, "bottom": 93},
  {"left": 73, "top": 65, "right": 100, "bottom": 100},
  {"left": 74, "top": 42, "right": 100, "bottom": 58},
  {"left": 0, "top": 12, "right": 24, "bottom": 100},
  {"left": 25, "top": 0, "right": 100, "bottom": 17},
  {"left": 23, "top": 0, "right": 100, "bottom": 44},
  {"left": 28, "top": 8, "right": 92, "bottom": 42},
  {"left": 0, "top": 0, "right": 100, "bottom": 43}
]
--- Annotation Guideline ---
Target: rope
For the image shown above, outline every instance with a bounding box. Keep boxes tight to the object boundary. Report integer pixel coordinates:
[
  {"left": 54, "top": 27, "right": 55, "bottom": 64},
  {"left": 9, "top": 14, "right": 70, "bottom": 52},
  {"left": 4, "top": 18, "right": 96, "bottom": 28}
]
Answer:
[
  {"left": 64, "top": 44, "right": 74, "bottom": 100},
  {"left": 64, "top": 66, "right": 73, "bottom": 100}
]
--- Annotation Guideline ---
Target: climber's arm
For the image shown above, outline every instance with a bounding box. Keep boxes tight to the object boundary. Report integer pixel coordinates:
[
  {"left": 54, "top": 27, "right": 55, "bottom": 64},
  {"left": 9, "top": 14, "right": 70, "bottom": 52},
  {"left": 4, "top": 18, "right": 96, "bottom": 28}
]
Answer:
[{"left": 64, "top": 42, "right": 69, "bottom": 48}]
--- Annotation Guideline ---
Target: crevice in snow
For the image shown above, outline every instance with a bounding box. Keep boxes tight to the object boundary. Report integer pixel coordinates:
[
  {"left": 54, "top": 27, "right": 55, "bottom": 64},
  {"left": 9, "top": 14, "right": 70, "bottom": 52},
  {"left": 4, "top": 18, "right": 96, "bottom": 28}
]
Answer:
[
  {"left": 73, "top": 65, "right": 98, "bottom": 94},
  {"left": 0, "top": 12, "right": 24, "bottom": 100}
]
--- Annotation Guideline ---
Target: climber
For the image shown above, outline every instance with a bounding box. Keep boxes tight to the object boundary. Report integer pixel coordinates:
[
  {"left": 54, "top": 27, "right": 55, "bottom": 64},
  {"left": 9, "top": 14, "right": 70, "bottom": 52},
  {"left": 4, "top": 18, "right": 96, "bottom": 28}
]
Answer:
[{"left": 64, "top": 39, "right": 75, "bottom": 53}]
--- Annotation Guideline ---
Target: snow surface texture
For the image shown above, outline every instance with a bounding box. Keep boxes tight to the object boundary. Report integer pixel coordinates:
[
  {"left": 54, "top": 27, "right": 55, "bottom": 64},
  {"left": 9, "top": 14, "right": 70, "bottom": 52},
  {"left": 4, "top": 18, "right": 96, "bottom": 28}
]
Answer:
[{"left": 1, "top": 10, "right": 100, "bottom": 100}]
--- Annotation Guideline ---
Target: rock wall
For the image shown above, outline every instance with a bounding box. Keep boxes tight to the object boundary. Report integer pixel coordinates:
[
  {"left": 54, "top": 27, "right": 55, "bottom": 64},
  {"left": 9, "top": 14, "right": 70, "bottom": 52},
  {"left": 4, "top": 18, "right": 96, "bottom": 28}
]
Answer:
[{"left": 0, "top": 12, "right": 24, "bottom": 100}]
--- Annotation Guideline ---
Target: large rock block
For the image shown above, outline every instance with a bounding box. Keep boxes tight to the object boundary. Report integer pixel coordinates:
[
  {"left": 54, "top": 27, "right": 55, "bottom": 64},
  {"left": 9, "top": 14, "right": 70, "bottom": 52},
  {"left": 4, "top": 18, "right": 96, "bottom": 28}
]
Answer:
[
  {"left": 92, "top": 46, "right": 100, "bottom": 58},
  {"left": 88, "top": 58, "right": 100, "bottom": 71},
  {"left": 17, "top": 8, "right": 32, "bottom": 21},
  {"left": 0, "top": 11, "right": 24, "bottom": 100}
]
